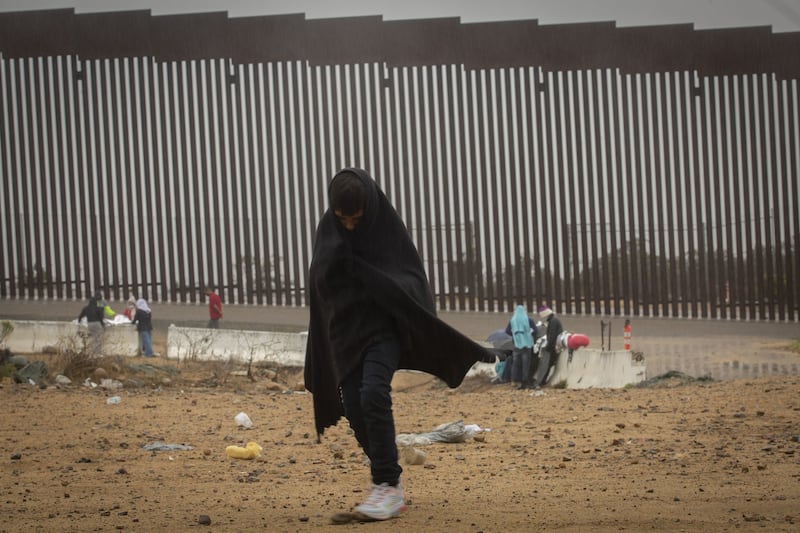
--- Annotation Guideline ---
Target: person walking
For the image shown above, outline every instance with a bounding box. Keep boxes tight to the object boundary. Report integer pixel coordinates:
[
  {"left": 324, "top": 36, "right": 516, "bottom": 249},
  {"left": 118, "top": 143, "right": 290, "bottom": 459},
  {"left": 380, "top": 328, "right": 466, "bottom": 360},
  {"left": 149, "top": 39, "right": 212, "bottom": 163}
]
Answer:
[
  {"left": 505, "top": 305, "right": 537, "bottom": 389},
  {"left": 131, "top": 297, "right": 155, "bottom": 357},
  {"left": 77, "top": 295, "right": 105, "bottom": 355},
  {"left": 205, "top": 285, "right": 223, "bottom": 328},
  {"left": 533, "top": 304, "right": 563, "bottom": 388},
  {"left": 304, "top": 168, "right": 492, "bottom": 521}
]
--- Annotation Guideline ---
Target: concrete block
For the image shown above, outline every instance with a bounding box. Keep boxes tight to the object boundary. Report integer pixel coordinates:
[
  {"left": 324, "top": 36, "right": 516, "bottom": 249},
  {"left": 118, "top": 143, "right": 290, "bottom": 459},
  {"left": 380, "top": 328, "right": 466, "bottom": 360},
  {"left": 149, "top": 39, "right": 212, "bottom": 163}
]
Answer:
[
  {"left": 166, "top": 325, "right": 307, "bottom": 366},
  {"left": 548, "top": 349, "right": 647, "bottom": 388},
  {"left": 1, "top": 320, "right": 140, "bottom": 356}
]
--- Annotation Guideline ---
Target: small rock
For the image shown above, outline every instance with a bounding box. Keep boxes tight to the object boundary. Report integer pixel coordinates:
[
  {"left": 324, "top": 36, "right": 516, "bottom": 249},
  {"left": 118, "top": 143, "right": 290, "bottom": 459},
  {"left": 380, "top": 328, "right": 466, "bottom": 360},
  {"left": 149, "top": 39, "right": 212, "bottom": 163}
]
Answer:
[
  {"left": 400, "top": 446, "right": 426, "bottom": 465},
  {"left": 263, "top": 380, "right": 283, "bottom": 392},
  {"left": 93, "top": 368, "right": 109, "bottom": 380},
  {"left": 55, "top": 375, "right": 72, "bottom": 385},
  {"left": 198, "top": 515, "right": 212, "bottom": 525},
  {"left": 330, "top": 445, "right": 344, "bottom": 460}
]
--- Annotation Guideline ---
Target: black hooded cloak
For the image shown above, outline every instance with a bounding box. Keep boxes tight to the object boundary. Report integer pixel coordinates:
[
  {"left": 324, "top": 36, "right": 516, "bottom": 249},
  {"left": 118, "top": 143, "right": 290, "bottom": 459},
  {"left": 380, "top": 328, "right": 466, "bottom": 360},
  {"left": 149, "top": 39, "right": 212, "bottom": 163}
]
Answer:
[{"left": 304, "top": 168, "right": 493, "bottom": 436}]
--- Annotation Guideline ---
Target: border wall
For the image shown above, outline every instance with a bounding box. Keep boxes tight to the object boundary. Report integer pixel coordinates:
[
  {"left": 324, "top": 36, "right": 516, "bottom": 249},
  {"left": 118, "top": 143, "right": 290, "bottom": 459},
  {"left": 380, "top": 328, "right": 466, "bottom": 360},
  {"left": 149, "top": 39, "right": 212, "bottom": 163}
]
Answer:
[{"left": 1, "top": 10, "right": 798, "bottom": 320}]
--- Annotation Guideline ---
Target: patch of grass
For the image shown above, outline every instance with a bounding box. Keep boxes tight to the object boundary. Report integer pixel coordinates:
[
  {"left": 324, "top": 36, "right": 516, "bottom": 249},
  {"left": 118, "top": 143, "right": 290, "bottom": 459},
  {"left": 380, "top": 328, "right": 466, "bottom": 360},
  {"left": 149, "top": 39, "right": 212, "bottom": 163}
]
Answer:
[
  {"left": 635, "top": 370, "right": 714, "bottom": 388},
  {"left": 52, "top": 333, "right": 100, "bottom": 380},
  {"left": 0, "top": 362, "right": 16, "bottom": 380},
  {"left": 0, "top": 321, "right": 13, "bottom": 348},
  {"left": 789, "top": 340, "right": 800, "bottom": 355}
]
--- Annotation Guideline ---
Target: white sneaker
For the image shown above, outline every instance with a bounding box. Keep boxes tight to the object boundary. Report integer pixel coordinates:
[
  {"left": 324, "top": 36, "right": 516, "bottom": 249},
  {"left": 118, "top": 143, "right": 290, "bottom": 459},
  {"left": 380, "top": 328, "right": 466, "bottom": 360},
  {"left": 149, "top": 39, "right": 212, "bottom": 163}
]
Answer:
[{"left": 354, "top": 482, "right": 406, "bottom": 520}]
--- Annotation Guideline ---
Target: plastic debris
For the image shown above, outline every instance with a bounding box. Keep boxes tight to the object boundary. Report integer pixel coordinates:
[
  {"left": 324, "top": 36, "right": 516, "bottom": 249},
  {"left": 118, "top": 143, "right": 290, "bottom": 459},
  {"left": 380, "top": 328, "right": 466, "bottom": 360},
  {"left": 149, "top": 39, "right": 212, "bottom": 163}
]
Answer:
[
  {"left": 225, "top": 441, "right": 262, "bottom": 460},
  {"left": 234, "top": 412, "right": 253, "bottom": 428},
  {"left": 143, "top": 442, "right": 194, "bottom": 452},
  {"left": 396, "top": 420, "right": 490, "bottom": 447}
]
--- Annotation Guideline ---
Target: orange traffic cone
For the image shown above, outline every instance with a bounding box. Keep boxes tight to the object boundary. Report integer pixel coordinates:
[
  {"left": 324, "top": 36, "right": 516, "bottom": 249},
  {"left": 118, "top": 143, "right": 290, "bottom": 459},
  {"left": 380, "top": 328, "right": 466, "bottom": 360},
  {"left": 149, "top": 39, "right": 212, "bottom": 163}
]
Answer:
[{"left": 623, "top": 320, "right": 631, "bottom": 351}]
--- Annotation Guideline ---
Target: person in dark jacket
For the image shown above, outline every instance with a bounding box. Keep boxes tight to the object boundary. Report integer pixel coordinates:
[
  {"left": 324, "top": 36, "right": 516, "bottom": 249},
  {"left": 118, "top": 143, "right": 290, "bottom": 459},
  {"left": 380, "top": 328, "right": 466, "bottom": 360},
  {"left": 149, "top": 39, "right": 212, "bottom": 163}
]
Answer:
[
  {"left": 131, "top": 298, "right": 155, "bottom": 357},
  {"left": 304, "top": 168, "right": 492, "bottom": 521},
  {"left": 78, "top": 296, "right": 105, "bottom": 355},
  {"left": 533, "top": 305, "right": 564, "bottom": 387}
]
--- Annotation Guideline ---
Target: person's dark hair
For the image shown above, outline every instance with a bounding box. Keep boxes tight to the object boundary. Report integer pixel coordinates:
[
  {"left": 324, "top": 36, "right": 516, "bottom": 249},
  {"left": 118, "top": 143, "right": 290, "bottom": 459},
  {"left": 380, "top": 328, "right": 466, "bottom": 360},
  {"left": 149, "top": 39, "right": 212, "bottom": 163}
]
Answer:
[{"left": 330, "top": 172, "right": 367, "bottom": 215}]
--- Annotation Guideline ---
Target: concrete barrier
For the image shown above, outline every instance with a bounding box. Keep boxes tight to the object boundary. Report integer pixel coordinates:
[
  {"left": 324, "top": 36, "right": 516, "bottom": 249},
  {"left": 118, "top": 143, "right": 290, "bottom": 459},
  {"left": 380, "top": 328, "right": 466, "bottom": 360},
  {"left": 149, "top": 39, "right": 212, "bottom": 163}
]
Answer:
[
  {"left": 1, "top": 320, "right": 140, "bottom": 356},
  {"left": 166, "top": 325, "right": 307, "bottom": 367},
  {"left": 548, "top": 348, "right": 647, "bottom": 388},
  {"left": 468, "top": 347, "right": 647, "bottom": 388},
  {"left": 2, "top": 320, "right": 646, "bottom": 388}
]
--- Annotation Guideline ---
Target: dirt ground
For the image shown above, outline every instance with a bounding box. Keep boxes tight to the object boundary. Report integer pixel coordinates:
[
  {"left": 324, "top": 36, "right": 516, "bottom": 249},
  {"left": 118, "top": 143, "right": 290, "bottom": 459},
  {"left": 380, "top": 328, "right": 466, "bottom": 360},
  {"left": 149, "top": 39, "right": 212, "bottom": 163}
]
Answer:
[{"left": 2, "top": 333, "right": 799, "bottom": 533}]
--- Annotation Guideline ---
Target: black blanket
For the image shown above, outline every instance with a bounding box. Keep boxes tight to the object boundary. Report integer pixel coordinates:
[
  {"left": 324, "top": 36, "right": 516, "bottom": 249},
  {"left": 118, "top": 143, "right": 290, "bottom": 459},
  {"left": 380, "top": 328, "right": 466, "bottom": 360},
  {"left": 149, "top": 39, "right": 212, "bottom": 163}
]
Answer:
[{"left": 304, "top": 168, "right": 493, "bottom": 436}]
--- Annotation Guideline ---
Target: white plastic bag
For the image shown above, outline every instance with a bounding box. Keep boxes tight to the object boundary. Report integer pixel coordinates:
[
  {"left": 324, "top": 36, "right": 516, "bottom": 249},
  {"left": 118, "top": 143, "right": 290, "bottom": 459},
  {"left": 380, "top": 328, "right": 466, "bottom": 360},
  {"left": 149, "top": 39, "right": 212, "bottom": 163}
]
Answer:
[{"left": 234, "top": 412, "right": 253, "bottom": 428}]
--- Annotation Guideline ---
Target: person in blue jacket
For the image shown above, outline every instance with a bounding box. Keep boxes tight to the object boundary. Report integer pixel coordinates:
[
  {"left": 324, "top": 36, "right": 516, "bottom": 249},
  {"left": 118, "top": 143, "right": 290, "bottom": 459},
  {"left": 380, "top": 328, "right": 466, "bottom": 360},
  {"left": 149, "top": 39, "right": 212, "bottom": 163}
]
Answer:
[{"left": 505, "top": 305, "right": 537, "bottom": 389}]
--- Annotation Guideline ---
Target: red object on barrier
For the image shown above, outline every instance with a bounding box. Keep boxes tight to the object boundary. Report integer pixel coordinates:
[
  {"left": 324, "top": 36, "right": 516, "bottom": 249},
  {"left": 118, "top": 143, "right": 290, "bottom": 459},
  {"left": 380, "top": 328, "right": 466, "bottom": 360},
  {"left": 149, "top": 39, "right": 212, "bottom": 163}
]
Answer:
[
  {"left": 567, "top": 333, "right": 590, "bottom": 350},
  {"left": 624, "top": 320, "right": 631, "bottom": 350}
]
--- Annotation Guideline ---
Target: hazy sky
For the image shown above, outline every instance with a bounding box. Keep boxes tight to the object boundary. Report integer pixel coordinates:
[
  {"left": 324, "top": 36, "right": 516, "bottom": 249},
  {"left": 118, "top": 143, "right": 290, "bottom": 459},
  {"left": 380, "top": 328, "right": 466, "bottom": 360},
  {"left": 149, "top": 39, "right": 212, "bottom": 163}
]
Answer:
[{"left": 1, "top": 0, "right": 799, "bottom": 33}]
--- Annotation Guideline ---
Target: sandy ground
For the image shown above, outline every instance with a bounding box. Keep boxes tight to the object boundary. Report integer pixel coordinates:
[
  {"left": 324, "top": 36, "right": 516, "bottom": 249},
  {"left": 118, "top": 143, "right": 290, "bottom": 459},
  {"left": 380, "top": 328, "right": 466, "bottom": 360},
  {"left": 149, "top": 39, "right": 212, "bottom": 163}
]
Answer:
[
  {"left": 2, "top": 302, "right": 800, "bottom": 531},
  {"left": 2, "top": 335, "right": 800, "bottom": 532}
]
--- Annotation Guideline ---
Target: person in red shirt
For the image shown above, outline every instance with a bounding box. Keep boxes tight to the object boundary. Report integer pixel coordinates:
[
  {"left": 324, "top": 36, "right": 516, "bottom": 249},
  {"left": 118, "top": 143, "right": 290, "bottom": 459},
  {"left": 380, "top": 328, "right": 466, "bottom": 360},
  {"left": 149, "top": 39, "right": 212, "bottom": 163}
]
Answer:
[{"left": 205, "top": 285, "right": 223, "bottom": 328}]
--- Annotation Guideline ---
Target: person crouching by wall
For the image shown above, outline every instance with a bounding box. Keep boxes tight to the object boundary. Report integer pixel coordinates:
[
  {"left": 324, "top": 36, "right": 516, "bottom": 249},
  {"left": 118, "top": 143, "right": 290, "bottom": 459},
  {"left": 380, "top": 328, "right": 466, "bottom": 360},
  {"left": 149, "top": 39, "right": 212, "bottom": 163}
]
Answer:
[
  {"left": 78, "top": 295, "right": 105, "bottom": 355},
  {"left": 131, "top": 297, "right": 155, "bottom": 357},
  {"left": 532, "top": 305, "right": 563, "bottom": 388}
]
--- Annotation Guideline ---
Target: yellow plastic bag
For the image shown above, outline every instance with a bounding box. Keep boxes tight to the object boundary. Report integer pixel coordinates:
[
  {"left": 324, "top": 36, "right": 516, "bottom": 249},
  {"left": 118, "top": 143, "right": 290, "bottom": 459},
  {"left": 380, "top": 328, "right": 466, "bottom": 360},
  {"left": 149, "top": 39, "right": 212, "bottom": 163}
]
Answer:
[{"left": 225, "top": 441, "right": 262, "bottom": 460}]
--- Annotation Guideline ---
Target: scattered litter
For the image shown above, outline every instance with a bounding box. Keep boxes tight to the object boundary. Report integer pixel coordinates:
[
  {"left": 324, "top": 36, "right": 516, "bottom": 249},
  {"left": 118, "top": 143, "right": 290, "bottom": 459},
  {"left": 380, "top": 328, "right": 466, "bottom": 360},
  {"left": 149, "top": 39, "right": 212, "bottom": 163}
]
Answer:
[
  {"left": 143, "top": 442, "right": 194, "bottom": 452},
  {"left": 234, "top": 412, "right": 253, "bottom": 428},
  {"left": 225, "top": 441, "right": 262, "bottom": 459},
  {"left": 99, "top": 378, "right": 123, "bottom": 390},
  {"left": 106, "top": 396, "right": 122, "bottom": 405},
  {"left": 396, "top": 420, "right": 490, "bottom": 447},
  {"left": 13, "top": 360, "right": 48, "bottom": 385}
]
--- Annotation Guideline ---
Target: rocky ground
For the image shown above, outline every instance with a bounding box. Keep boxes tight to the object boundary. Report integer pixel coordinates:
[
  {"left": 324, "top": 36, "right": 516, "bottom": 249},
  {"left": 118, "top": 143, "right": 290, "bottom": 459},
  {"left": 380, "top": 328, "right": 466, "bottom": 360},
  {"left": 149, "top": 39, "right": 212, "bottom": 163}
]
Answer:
[{"left": 1, "top": 335, "right": 799, "bottom": 532}]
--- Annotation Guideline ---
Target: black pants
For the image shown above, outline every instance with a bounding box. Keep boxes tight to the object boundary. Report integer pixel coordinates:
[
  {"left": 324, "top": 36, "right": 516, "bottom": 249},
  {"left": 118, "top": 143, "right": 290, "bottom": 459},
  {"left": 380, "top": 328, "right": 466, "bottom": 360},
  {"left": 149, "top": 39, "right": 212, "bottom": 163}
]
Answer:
[
  {"left": 340, "top": 337, "right": 402, "bottom": 486},
  {"left": 533, "top": 348, "right": 557, "bottom": 386}
]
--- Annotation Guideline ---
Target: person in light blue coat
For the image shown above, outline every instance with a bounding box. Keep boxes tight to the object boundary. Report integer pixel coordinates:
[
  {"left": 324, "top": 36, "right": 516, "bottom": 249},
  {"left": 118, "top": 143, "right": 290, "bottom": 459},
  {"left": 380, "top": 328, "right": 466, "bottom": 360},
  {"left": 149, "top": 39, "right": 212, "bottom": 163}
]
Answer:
[{"left": 505, "top": 305, "right": 537, "bottom": 389}]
